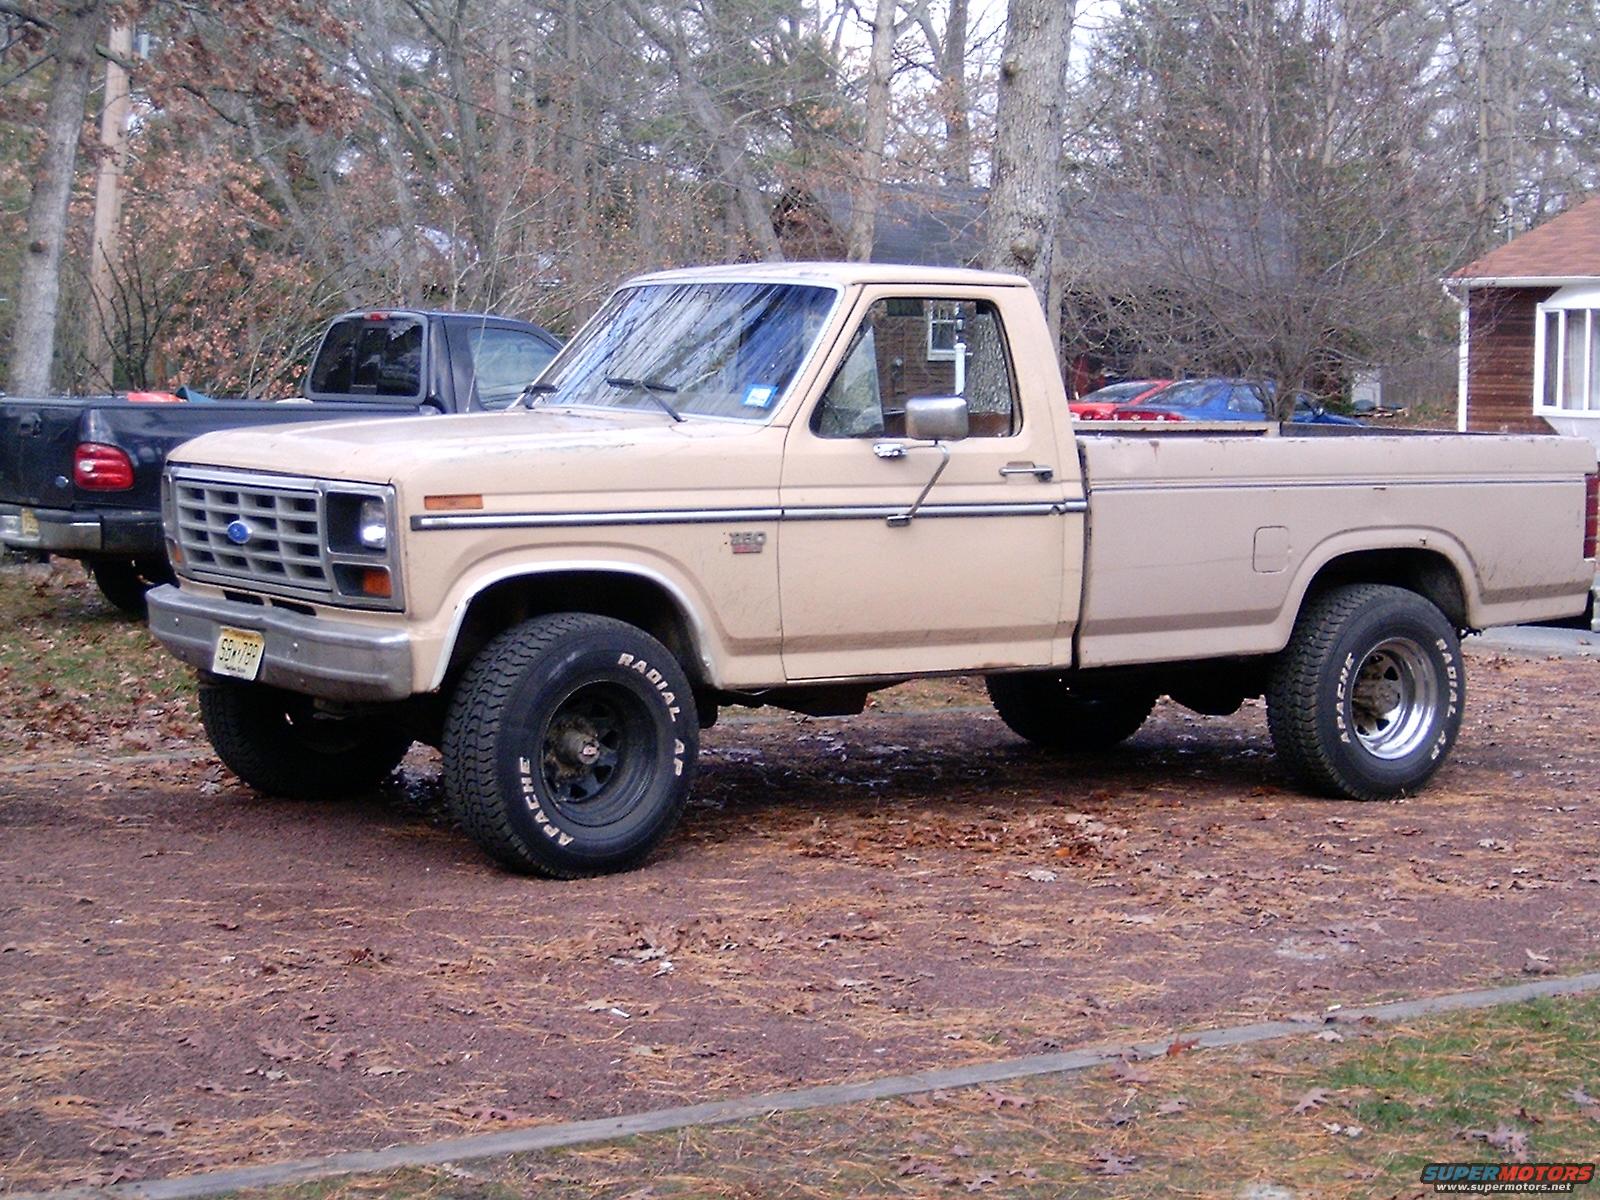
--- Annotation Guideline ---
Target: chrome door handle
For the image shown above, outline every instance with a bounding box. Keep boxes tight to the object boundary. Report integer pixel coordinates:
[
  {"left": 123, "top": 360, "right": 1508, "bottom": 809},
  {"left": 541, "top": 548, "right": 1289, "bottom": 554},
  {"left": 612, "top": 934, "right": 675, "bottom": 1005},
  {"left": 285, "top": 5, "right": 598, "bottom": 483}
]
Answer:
[{"left": 999, "top": 463, "right": 1053, "bottom": 481}]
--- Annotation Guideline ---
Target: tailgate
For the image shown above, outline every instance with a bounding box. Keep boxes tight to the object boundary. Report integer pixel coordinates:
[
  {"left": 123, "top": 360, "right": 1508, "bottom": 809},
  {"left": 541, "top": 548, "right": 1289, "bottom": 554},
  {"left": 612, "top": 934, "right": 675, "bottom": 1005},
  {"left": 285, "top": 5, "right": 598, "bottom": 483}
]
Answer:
[{"left": 0, "top": 400, "right": 85, "bottom": 507}]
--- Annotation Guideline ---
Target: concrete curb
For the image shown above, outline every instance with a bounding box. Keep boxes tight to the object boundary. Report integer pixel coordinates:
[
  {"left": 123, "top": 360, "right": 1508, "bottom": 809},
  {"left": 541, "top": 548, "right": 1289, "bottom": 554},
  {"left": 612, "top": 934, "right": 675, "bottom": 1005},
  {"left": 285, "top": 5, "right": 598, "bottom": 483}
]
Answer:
[{"left": 19, "top": 970, "right": 1600, "bottom": 1200}]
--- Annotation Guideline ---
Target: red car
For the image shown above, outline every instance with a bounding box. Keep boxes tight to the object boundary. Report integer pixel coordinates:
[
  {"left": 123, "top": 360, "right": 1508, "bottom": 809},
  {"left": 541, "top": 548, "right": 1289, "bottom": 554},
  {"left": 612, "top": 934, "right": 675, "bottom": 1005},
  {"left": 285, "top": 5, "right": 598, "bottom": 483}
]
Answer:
[{"left": 1069, "top": 378, "right": 1172, "bottom": 420}]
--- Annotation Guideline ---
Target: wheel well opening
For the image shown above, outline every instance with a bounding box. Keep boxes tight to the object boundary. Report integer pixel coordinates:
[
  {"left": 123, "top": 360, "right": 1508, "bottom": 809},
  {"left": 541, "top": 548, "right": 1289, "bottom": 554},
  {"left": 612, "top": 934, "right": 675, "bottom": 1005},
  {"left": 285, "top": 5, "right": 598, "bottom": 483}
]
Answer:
[
  {"left": 446, "top": 572, "right": 703, "bottom": 687},
  {"left": 1305, "top": 549, "right": 1467, "bottom": 627}
]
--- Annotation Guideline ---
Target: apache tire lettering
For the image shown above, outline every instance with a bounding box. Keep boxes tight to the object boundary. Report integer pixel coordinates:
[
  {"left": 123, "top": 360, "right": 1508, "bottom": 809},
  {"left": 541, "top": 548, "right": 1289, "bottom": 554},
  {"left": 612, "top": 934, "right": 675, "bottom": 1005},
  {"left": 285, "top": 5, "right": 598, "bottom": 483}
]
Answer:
[{"left": 515, "top": 754, "right": 575, "bottom": 845}]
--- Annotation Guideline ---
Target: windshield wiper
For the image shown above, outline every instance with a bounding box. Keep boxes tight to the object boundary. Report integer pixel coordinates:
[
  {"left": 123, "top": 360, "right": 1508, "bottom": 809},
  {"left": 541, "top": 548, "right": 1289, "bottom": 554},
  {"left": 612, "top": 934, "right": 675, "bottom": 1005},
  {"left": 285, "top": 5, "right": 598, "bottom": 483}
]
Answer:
[
  {"left": 519, "top": 381, "right": 558, "bottom": 408},
  {"left": 605, "top": 375, "right": 684, "bottom": 423}
]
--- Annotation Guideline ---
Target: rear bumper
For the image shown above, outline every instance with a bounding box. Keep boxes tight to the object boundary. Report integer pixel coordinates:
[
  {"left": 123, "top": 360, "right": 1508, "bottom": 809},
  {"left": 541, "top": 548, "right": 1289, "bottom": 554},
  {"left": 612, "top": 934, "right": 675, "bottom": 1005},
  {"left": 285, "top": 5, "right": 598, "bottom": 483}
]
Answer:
[
  {"left": 147, "top": 584, "right": 414, "bottom": 702},
  {"left": 0, "top": 503, "right": 162, "bottom": 557}
]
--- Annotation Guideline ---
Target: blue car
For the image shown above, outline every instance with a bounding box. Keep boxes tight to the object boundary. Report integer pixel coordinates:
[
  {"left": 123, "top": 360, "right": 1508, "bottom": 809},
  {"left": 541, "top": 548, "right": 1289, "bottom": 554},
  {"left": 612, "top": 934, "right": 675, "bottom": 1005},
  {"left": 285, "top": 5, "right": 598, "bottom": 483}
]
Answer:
[{"left": 1112, "top": 378, "right": 1363, "bottom": 425}]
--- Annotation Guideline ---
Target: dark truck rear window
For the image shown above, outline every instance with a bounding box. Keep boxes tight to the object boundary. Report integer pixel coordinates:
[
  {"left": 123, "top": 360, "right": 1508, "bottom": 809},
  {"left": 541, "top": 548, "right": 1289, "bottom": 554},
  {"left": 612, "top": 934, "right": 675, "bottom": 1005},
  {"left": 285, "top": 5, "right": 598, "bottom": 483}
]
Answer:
[{"left": 309, "top": 316, "right": 424, "bottom": 398}]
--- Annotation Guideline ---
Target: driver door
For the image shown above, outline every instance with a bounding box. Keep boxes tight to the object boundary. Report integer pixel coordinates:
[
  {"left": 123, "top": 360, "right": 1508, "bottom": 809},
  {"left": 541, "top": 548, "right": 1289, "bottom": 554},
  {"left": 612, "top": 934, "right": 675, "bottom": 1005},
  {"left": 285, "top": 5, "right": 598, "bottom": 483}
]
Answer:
[{"left": 777, "top": 291, "right": 1074, "bottom": 681}]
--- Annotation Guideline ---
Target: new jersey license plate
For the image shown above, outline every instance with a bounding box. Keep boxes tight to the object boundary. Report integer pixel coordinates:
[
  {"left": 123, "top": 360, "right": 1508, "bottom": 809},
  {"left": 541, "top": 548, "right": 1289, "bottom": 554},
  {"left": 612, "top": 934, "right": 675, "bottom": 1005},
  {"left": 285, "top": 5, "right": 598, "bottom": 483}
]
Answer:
[
  {"left": 212, "top": 627, "right": 265, "bottom": 681},
  {"left": 18, "top": 508, "right": 39, "bottom": 541}
]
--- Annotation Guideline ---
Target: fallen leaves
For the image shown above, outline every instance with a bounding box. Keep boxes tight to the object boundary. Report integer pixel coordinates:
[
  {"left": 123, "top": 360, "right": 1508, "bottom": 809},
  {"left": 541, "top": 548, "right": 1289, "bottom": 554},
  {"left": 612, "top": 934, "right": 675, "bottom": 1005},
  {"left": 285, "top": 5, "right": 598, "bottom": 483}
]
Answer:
[
  {"left": 1112, "top": 1059, "right": 1155, "bottom": 1086},
  {"left": 1459, "top": 1122, "right": 1530, "bottom": 1162},
  {"left": 1088, "top": 1147, "right": 1137, "bottom": 1176},
  {"left": 1292, "top": 1087, "right": 1333, "bottom": 1115}
]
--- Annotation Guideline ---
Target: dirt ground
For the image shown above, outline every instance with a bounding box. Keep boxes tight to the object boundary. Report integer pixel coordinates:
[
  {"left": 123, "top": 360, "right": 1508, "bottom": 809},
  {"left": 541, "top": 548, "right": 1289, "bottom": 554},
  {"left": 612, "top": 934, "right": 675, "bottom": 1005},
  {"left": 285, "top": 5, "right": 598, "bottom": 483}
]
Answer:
[{"left": 2, "top": 564, "right": 1599, "bottom": 1191}]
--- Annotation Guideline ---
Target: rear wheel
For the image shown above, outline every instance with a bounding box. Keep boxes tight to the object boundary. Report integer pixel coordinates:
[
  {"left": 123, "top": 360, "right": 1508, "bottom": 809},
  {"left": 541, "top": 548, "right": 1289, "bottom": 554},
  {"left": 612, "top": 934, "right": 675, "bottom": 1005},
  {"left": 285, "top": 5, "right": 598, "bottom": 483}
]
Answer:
[
  {"left": 986, "top": 672, "right": 1156, "bottom": 752},
  {"left": 90, "top": 557, "right": 173, "bottom": 618},
  {"left": 442, "top": 614, "right": 698, "bottom": 878},
  {"left": 199, "top": 681, "right": 413, "bottom": 798},
  {"left": 1267, "top": 583, "right": 1463, "bottom": 800}
]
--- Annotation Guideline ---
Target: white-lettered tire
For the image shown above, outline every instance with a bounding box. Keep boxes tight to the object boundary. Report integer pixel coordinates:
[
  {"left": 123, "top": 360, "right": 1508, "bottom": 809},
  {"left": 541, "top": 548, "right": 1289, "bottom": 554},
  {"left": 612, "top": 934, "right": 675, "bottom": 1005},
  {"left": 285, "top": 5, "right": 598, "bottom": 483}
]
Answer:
[
  {"left": 442, "top": 613, "right": 698, "bottom": 878},
  {"left": 198, "top": 681, "right": 413, "bottom": 798},
  {"left": 1267, "top": 583, "right": 1463, "bottom": 800},
  {"left": 985, "top": 672, "right": 1156, "bottom": 751}
]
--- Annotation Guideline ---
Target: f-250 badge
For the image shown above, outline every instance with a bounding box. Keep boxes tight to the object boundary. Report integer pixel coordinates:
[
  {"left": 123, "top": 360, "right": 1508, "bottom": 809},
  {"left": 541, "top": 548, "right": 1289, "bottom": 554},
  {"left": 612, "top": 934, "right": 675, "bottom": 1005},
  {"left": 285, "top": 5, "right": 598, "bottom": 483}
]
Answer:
[{"left": 728, "top": 531, "right": 766, "bottom": 555}]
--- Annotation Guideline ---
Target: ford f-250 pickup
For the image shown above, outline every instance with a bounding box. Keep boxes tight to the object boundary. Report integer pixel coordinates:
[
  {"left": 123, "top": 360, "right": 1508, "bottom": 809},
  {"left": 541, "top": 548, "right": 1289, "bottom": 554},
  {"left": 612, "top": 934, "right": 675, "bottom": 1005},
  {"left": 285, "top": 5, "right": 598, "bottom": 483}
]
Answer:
[
  {"left": 145, "top": 264, "right": 1599, "bottom": 878},
  {"left": 0, "top": 309, "right": 559, "bottom": 613}
]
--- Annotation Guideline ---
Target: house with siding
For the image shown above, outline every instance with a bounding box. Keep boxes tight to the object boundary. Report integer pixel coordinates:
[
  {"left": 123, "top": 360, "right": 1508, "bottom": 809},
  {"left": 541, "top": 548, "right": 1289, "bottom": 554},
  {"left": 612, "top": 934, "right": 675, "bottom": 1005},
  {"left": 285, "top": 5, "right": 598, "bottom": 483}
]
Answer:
[{"left": 1449, "top": 196, "right": 1600, "bottom": 445}]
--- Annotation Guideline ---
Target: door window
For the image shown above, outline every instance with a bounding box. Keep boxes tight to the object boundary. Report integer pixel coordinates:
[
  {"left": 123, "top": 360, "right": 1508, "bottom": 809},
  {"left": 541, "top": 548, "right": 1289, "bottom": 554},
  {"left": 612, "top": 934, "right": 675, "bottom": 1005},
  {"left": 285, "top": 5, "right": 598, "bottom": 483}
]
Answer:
[
  {"left": 467, "top": 327, "right": 558, "bottom": 409},
  {"left": 812, "top": 298, "right": 1017, "bottom": 438}
]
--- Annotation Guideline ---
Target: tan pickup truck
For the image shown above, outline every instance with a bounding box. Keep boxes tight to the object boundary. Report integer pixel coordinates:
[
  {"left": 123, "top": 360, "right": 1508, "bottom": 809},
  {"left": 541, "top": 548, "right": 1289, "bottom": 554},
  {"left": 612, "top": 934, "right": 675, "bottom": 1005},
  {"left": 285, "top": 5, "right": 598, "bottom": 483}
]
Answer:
[{"left": 147, "top": 264, "right": 1599, "bottom": 877}]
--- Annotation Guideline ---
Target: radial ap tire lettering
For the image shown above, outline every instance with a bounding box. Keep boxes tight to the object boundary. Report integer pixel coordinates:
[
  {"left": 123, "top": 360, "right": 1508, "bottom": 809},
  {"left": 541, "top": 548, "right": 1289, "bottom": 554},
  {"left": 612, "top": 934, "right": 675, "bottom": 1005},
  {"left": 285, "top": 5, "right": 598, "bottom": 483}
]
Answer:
[
  {"left": 442, "top": 613, "right": 698, "bottom": 878},
  {"left": 1267, "top": 583, "right": 1463, "bottom": 801}
]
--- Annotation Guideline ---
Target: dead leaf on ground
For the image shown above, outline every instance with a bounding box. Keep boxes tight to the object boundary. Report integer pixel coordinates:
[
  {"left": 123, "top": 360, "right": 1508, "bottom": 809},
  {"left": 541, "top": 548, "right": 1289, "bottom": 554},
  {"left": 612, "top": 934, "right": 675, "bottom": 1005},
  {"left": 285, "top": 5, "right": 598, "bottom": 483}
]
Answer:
[
  {"left": 1088, "top": 1148, "right": 1137, "bottom": 1176},
  {"left": 982, "top": 1088, "right": 1033, "bottom": 1109},
  {"left": 1112, "top": 1059, "right": 1154, "bottom": 1085},
  {"left": 1293, "top": 1087, "right": 1333, "bottom": 1115},
  {"left": 255, "top": 1037, "right": 297, "bottom": 1062},
  {"left": 1460, "top": 1124, "right": 1530, "bottom": 1162}
]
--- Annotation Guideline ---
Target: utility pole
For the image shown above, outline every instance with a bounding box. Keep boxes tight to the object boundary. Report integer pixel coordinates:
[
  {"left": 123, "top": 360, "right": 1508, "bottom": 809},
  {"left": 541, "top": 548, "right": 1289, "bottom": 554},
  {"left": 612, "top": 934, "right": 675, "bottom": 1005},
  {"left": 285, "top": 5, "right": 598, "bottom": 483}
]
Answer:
[{"left": 87, "top": 23, "right": 133, "bottom": 392}]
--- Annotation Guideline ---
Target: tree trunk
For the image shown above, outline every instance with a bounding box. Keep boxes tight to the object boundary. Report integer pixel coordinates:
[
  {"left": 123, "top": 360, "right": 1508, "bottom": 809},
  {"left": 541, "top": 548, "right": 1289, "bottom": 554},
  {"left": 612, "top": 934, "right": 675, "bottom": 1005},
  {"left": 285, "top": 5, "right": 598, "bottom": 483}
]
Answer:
[
  {"left": 983, "top": 0, "right": 1072, "bottom": 316},
  {"left": 86, "top": 21, "right": 132, "bottom": 391},
  {"left": 7, "top": 1, "right": 106, "bottom": 395},
  {"left": 845, "top": 0, "right": 896, "bottom": 262},
  {"left": 940, "top": 0, "right": 971, "bottom": 186}
]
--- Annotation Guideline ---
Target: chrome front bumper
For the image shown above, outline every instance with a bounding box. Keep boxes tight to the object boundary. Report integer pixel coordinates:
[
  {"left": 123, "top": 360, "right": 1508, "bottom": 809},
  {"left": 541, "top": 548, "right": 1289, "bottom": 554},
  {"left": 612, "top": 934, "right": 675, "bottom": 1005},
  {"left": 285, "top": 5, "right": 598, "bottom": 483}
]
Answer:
[{"left": 147, "top": 584, "right": 413, "bottom": 702}]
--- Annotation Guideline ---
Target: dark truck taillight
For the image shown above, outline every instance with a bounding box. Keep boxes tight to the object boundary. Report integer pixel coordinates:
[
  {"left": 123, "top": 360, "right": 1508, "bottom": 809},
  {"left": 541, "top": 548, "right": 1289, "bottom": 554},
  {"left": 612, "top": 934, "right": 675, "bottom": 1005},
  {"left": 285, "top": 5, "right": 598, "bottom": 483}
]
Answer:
[
  {"left": 73, "top": 442, "right": 135, "bottom": 491},
  {"left": 1585, "top": 471, "right": 1598, "bottom": 560}
]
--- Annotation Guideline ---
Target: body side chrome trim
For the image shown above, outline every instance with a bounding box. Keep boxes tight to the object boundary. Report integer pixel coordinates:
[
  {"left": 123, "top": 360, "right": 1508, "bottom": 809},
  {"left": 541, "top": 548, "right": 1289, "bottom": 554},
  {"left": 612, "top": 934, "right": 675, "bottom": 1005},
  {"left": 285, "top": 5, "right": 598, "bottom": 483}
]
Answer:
[
  {"left": 1087, "top": 475, "right": 1578, "bottom": 494},
  {"left": 410, "top": 500, "right": 1086, "bottom": 532}
]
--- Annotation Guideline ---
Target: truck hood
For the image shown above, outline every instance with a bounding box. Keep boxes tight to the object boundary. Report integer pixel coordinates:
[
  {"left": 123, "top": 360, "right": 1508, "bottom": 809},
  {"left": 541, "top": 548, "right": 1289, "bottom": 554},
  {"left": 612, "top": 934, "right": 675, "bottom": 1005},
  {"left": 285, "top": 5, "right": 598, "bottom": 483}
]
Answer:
[{"left": 168, "top": 407, "right": 782, "bottom": 507}]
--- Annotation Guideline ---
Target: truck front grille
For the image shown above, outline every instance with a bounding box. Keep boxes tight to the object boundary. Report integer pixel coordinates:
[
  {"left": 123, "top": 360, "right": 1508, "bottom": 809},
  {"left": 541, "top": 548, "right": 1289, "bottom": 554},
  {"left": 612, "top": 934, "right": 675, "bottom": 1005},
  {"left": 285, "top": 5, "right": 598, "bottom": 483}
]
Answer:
[{"left": 173, "top": 478, "right": 332, "bottom": 594}]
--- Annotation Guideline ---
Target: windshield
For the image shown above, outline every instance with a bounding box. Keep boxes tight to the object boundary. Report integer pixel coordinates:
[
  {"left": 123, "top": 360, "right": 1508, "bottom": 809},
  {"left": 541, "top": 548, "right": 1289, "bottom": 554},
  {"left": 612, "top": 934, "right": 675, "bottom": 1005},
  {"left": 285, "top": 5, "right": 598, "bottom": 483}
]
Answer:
[{"left": 535, "top": 281, "right": 837, "bottom": 420}]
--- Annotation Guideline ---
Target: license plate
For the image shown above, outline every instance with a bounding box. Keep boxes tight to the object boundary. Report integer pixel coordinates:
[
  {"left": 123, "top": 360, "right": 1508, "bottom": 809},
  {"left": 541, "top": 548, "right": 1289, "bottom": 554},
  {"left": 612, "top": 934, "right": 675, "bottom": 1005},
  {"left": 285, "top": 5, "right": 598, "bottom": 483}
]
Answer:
[
  {"left": 212, "top": 626, "right": 265, "bottom": 681},
  {"left": 18, "top": 508, "right": 38, "bottom": 540}
]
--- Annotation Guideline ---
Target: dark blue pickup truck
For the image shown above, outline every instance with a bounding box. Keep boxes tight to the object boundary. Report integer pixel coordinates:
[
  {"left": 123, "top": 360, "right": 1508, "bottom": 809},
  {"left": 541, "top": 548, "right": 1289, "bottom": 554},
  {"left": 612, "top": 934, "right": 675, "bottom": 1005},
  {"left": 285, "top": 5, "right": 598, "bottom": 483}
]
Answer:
[{"left": 0, "top": 309, "right": 560, "bottom": 613}]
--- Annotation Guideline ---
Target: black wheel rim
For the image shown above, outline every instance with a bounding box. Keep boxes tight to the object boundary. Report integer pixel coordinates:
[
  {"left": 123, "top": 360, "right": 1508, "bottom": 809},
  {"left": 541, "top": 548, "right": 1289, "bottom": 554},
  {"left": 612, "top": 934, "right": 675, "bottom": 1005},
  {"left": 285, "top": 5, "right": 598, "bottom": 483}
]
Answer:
[{"left": 536, "top": 682, "right": 656, "bottom": 827}]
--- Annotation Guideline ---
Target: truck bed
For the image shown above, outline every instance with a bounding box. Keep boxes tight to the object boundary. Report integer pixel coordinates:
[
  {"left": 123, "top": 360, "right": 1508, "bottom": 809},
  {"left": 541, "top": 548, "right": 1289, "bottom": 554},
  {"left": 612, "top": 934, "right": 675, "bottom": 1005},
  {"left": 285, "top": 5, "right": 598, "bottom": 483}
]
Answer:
[{"left": 1074, "top": 429, "right": 1599, "bottom": 668}]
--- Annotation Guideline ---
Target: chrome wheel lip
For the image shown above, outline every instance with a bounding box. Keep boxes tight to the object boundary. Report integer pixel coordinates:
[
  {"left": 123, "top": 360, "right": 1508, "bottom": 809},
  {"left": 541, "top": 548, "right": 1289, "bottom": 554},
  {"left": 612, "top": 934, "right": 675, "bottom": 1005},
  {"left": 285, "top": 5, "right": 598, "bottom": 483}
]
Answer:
[{"left": 1350, "top": 636, "right": 1439, "bottom": 761}]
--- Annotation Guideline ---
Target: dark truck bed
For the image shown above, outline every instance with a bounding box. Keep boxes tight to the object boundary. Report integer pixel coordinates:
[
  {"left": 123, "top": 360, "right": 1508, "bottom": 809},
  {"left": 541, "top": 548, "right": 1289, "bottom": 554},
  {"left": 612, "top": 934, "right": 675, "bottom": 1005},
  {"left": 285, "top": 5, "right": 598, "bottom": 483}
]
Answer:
[{"left": 0, "top": 309, "right": 559, "bottom": 613}]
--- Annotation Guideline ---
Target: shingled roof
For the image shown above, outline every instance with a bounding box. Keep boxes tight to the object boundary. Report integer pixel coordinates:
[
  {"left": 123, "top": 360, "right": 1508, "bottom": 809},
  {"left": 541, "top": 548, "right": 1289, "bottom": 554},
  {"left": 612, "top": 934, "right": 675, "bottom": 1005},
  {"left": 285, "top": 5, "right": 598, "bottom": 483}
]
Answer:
[
  {"left": 782, "top": 183, "right": 1291, "bottom": 285},
  {"left": 1451, "top": 195, "right": 1600, "bottom": 282}
]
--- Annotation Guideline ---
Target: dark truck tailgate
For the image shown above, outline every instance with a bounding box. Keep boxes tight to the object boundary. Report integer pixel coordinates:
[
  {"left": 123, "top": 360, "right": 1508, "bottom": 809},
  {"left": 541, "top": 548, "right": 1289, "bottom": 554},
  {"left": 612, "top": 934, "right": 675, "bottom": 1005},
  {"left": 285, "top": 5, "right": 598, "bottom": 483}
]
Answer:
[{"left": 0, "top": 399, "right": 86, "bottom": 507}]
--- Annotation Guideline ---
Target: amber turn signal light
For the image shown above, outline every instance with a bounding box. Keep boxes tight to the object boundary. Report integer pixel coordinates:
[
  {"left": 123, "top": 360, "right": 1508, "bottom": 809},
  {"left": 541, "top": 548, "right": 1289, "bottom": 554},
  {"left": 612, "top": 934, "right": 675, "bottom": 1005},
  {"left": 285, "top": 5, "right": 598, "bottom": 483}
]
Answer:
[{"left": 424, "top": 494, "right": 484, "bottom": 511}]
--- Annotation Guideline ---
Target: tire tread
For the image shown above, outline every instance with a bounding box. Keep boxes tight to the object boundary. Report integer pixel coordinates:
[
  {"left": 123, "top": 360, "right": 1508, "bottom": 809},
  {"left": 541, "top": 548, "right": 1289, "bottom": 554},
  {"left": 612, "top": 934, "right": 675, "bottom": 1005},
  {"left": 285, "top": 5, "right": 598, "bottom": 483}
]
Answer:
[{"left": 442, "top": 613, "right": 692, "bottom": 878}]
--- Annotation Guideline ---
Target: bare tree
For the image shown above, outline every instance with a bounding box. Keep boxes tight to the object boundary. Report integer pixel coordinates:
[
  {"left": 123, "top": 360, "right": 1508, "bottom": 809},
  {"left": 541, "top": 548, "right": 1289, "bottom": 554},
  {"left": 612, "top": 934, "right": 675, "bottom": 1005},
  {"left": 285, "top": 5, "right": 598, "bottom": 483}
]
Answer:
[
  {"left": 1065, "top": 0, "right": 1479, "bottom": 416},
  {"left": 845, "top": 0, "right": 896, "bottom": 261},
  {"left": 619, "top": 0, "right": 786, "bottom": 261},
  {"left": 983, "top": 0, "right": 1072, "bottom": 322},
  {"left": 6, "top": 0, "right": 105, "bottom": 394}
]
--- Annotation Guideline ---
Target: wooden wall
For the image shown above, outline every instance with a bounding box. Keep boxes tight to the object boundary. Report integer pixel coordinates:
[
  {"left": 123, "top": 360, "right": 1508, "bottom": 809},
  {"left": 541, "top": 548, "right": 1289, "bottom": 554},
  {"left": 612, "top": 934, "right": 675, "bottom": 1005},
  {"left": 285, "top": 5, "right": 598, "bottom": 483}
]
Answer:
[{"left": 1465, "top": 286, "right": 1557, "bottom": 433}]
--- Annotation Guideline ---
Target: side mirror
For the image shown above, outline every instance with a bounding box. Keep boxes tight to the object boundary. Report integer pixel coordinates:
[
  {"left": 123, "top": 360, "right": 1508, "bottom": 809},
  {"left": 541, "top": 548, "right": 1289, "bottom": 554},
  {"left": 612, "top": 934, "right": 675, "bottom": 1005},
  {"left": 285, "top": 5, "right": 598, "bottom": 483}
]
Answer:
[{"left": 904, "top": 395, "right": 969, "bottom": 442}]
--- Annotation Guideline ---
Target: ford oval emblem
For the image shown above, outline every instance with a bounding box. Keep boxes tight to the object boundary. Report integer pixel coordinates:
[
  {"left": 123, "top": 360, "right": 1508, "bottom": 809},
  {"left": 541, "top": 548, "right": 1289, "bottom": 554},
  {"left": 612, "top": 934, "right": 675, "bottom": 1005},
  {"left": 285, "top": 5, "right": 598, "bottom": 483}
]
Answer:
[{"left": 225, "top": 519, "right": 253, "bottom": 546}]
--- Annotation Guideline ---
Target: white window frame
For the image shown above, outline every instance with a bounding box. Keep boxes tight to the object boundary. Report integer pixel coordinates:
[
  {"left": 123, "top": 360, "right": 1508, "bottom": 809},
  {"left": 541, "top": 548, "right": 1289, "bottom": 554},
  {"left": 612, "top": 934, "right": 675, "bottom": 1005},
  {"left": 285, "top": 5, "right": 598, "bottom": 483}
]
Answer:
[
  {"left": 926, "top": 301, "right": 960, "bottom": 361},
  {"left": 1533, "top": 284, "right": 1600, "bottom": 417}
]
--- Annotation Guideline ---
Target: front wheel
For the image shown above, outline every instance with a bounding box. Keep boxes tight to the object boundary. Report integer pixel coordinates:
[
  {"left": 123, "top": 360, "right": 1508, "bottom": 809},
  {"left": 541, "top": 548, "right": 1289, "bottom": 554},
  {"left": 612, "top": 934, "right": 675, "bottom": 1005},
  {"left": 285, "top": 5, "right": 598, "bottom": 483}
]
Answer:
[
  {"left": 985, "top": 672, "right": 1156, "bottom": 752},
  {"left": 1267, "top": 584, "right": 1463, "bottom": 800},
  {"left": 442, "top": 614, "right": 698, "bottom": 878},
  {"left": 90, "top": 558, "right": 173, "bottom": 618},
  {"left": 198, "top": 682, "right": 413, "bottom": 798}
]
